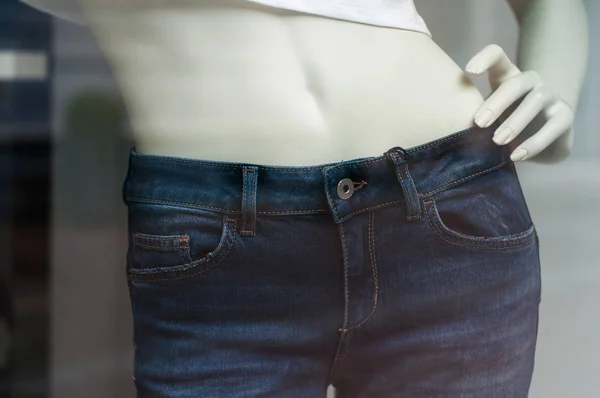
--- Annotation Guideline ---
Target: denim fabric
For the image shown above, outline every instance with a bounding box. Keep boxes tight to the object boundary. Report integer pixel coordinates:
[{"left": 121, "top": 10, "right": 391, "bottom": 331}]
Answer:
[{"left": 122, "top": 119, "right": 541, "bottom": 398}]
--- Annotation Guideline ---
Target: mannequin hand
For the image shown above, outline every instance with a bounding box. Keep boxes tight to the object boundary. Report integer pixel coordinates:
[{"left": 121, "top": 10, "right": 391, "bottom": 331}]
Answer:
[{"left": 465, "top": 44, "right": 574, "bottom": 162}]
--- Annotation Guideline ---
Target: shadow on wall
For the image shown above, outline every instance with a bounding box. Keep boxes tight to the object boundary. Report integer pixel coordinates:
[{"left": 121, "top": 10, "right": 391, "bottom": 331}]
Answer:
[
  {"left": 54, "top": 90, "right": 130, "bottom": 227},
  {"left": 50, "top": 88, "right": 135, "bottom": 398}
]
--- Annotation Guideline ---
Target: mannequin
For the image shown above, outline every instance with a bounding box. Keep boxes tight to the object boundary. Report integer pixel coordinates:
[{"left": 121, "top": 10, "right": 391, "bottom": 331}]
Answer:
[
  {"left": 17, "top": 0, "right": 590, "bottom": 397},
  {"left": 47, "top": 0, "right": 587, "bottom": 166}
]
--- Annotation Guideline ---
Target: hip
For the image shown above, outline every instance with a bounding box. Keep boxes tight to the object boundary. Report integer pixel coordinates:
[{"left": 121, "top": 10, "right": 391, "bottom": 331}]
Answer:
[{"left": 122, "top": 117, "right": 541, "bottom": 396}]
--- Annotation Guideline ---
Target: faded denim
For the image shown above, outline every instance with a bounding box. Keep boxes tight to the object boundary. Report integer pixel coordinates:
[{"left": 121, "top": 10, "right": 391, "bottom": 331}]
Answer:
[{"left": 122, "top": 119, "right": 541, "bottom": 397}]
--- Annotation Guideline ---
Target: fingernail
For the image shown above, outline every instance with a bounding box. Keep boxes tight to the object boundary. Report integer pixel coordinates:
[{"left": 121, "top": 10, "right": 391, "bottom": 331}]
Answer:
[
  {"left": 493, "top": 127, "right": 512, "bottom": 145},
  {"left": 474, "top": 109, "right": 493, "bottom": 127},
  {"left": 466, "top": 60, "right": 481, "bottom": 74},
  {"left": 511, "top": 148, "right": 528, "bottom": 162}
]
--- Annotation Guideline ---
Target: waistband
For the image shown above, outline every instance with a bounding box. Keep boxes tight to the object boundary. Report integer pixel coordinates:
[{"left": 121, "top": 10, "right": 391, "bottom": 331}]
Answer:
[{"left": 122, "top": 119, "right": 511, "bottom": 225}]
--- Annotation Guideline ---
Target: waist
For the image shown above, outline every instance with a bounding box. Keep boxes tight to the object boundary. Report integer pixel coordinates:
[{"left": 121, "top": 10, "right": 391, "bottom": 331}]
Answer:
[
  {"left": 122, "top": 119, "right": 510, "bottom": 224},
  {"left": 87, "top": 4, "right": 485, "bottom": 164}
]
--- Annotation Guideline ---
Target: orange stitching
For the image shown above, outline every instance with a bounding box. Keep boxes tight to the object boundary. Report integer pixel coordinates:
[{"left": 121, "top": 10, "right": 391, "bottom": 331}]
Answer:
[
  {"left": 242, "top": 168, "right": 248, "bottom": 231},
  {"left": 371, "top": 211, "right": 380, "bottom": 312},
  {"left": 420, "top": 160, "right": 511, "bottom": 197},
  {"left": 128, "top": 218, "right": 238, "bottom": 282},
  {"left": 127, "top": 197, "right": 237, "bottom": 213},
  {"left": 344, "top": 210, "right": 379, "bottom": 331},
  {"left": 133, "top": 243, "right": 188, "bottom": 251},
  {"left": 423, "top": 200, "right": 535, "bottom": 250},
  {"left": 259, "top": 209, "right": 329, "bottom": 215},
  {"left": 132, "top": 233, "right": 189, "bottom": 241},
  {"left": 250, "top": 168, "right": 257, "bottom": 231},
  {"left": 325, "top": 171, "right": 338, "bottom": 214},
  {"left": 327, "top": 157, "right": 387, "bottom": 172},
  {"left": 404, "top": 163, "right": 419, "bottom": 204},
  {"left": 337, "top": 223, "right": 350, "bottom": 332},
  {"left": 338, "top": 200, "right": 402, "bottom": 222},
  {"left": 126, "top": 197, "right": 331, "bottom": 215}
]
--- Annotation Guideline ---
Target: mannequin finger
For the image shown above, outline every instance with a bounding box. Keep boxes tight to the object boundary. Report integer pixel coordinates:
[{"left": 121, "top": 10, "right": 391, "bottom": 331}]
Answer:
[
  {"left": 473, "top": 71, "right": 541, "bottom": 128},
  {"left": 509, "top": 107, "right": 574, "bottom": 162},
  {"left": 465, "top": 44, "right": 521, "bottom": 84},
  {"left": 492, "top": 85, "right": 557, "bottom": 145}
]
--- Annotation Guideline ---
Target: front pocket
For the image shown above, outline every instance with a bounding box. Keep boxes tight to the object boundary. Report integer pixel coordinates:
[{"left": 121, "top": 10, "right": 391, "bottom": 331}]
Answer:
[
  {"left": 423, "top": 197, "right": 536, "bottom": 250},
  {"left": 422, "top": 162, "right": 537, "bottom": 250},
  {"left": 132, "top": 233, "right": 193, "bottom": 270},
  {"left": 126, "top": 202, "right": 239, "bottom": 282}
]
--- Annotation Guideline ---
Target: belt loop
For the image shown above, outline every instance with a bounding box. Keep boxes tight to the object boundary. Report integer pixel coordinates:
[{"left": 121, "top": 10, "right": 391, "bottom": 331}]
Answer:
[
  {"left": 240, "top": 166, "right": 258, "bottom": 237},
  {"left": 384, "top": 146, "right": 421, "bottom": 221}
]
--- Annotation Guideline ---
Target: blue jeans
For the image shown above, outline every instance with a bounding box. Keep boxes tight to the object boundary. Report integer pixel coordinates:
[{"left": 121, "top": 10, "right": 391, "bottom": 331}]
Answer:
[{"left": 122, "top": 119, "right": 541, "bottom": 397}]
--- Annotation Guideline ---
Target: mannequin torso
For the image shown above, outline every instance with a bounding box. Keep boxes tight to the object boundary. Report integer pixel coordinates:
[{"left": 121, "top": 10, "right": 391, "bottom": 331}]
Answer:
[{"left": 81, "top": 0, "right": 485, "bottom": 166}]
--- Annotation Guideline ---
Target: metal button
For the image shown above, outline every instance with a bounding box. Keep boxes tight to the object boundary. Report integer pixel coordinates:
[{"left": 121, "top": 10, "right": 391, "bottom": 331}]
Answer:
[{"left": 337, "top": 178, "right": 354, "bottom": 200}]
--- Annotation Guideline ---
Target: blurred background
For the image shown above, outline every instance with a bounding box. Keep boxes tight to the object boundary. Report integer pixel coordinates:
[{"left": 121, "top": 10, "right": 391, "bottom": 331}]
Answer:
[{"left": 0, "top": 0, "right": 598, "bottom": 397}]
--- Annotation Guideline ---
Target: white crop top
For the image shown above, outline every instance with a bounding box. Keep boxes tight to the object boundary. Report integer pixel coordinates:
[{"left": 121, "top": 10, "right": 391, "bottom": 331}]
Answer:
[{"left": 19, "top": 0, "right": 431, "bottom": 37}]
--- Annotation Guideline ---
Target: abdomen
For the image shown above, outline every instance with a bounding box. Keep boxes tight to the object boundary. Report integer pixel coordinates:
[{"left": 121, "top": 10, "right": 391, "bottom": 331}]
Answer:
[{"left": 82, "top": 0, "right": 485, "bottom": 165}]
